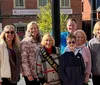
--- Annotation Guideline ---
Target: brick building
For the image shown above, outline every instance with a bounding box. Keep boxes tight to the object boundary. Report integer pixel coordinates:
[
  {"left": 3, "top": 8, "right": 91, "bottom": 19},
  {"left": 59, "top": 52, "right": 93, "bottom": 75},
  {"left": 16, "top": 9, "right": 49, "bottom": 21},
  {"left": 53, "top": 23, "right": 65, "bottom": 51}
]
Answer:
[
  {"left": 82, "top": 0, "right": 100, "bottom": 40},
  {"left": 0, "top": 0, "right": 82, "bottom": 39}
]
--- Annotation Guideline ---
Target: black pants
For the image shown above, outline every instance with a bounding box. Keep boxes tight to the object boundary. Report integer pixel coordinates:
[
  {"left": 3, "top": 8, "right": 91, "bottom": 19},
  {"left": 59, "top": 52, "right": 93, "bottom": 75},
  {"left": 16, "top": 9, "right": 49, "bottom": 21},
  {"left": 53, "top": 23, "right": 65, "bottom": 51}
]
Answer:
[
  {"left": 92, "top": 75, "right": 100, "bottom": 85},
  {"left": 2, "top": 78, "right": 17, "bottom": 85},
  {"left": 83, "top": 83, "right": 88, "bottom": 85},
  {"left": 24, "top": 76, "right": 40, "bottom": 85}
]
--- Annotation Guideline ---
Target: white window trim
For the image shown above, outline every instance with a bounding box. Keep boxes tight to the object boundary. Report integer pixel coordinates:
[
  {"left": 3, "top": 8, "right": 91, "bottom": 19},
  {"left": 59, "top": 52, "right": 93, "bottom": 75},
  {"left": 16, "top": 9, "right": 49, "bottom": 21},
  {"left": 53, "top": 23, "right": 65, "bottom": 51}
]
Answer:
[
  {"left": 14, "top": 0, "right": 25, "bottom": 8},
  {"left": 60, "top": 0, "right": 70, "bottom": 8},
  {"left": 37, "top": 0, "right": 48, "bottom": 8},
  {"left": 13, "top": 22, "right": 27, "bottom": 32}
]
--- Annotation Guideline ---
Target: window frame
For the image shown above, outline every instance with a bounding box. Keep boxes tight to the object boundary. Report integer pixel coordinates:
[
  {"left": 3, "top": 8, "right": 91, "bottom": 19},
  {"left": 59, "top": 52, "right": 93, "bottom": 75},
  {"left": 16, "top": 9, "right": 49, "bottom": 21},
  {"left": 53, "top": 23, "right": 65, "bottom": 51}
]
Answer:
[
  {"left": 14, "top": 0, "right": 25, "bottom": 8},
  {"left": 60, "top": 0, "right": 70, "bottom": 8},
  {"left": 37, "top": 0, "right": 48, "bottom": 8}
]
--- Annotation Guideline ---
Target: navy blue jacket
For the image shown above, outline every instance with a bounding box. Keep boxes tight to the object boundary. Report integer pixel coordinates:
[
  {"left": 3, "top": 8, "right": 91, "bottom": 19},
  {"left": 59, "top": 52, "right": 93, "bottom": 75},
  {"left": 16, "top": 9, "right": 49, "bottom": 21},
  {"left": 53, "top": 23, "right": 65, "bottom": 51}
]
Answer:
[{"left": 59, "top": 51, "right": 85, "bottom": 85}]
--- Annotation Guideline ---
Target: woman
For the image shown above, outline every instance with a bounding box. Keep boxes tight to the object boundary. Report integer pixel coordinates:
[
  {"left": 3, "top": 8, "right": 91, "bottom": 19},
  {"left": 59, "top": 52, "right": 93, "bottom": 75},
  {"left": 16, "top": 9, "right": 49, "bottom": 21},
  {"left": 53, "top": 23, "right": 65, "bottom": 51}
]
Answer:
[
  {"left": 88, "top": 21, "right": 100, "bottom": 85},
  {"left": 0, "top": 25, "right": 21, "bottom": 85},
  {"left": 36, "top": 33, "right": 61, "bottom": 85},
  {"left": 60, "top": 18, "right": 77, "bottom": 54},
  {"left": 74, "top": 30, "right": 91, "bottom": 85},
  {"left": 20, "top": 21, "right": 41, "bottom": 85}
]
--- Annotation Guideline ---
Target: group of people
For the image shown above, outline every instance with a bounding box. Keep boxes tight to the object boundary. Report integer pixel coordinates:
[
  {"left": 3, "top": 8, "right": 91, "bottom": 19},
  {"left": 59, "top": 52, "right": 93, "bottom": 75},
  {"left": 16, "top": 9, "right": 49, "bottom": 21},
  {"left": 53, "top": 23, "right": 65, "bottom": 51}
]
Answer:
[{"left": 0, "top": 18, "right": 100, "bottom": 85}]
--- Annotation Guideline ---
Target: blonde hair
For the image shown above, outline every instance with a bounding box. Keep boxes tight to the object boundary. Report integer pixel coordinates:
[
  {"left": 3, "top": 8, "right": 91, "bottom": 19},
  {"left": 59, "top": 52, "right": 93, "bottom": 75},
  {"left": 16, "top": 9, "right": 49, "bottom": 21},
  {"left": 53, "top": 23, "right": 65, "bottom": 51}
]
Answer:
[
  {"left": 74, "top": 30, "right": 87, "bottom": 43},
  {"left": 41, "top": 33, "right": 55, "bottom": 46},
  {"left": 93, "top": 21, "right": 100, "bottom": 36},
  {"left": 0, "top": 25, "right": 20, "bottom": 49},
  {"left": 25, "top": 21, "right": 41, "bottom": 42}
]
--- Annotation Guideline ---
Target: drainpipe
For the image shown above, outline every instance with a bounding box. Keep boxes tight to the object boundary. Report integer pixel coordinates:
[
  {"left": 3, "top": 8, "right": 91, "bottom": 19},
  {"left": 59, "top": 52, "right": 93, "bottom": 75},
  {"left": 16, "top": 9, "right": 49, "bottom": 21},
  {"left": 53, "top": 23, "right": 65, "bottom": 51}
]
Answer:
[{"left": 91, "top": 0, "right": 97, "bottom": 37}]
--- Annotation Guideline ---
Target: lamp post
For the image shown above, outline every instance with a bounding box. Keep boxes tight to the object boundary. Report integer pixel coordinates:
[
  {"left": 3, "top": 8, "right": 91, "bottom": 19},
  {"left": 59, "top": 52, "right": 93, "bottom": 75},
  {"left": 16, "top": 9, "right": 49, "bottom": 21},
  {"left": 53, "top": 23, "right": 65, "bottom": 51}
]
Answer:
[{"left": 52, "top": 0, "right": 60, "bottom": 47}]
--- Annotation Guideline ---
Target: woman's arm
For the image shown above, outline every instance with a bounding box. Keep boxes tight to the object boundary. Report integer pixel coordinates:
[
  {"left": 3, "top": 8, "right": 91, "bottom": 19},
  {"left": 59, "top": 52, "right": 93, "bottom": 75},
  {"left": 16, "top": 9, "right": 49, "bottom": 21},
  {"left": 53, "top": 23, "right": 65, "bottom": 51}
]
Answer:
[
  {"left": 36, "top": 50, "right": 47, "bottom": 84},
  {"left": 59, "top": 54, "right": 69, "bottom": 83},
  {"left": 20, "top": 41, "right": 32, "bottom": 76}
]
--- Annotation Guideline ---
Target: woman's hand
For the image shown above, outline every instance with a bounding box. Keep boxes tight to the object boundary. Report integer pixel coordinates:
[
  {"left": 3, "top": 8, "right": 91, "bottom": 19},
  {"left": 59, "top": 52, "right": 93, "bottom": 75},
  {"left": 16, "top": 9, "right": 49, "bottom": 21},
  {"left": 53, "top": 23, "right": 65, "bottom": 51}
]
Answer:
[
  {"left": 27, "top": 75, "right": 34, "bottom": 81},
  {"left": 84, "top": 73, "right": 89, "bottom": 83},
  {"left": 43, "top": 83, "right": 49, "bottom": 85}
]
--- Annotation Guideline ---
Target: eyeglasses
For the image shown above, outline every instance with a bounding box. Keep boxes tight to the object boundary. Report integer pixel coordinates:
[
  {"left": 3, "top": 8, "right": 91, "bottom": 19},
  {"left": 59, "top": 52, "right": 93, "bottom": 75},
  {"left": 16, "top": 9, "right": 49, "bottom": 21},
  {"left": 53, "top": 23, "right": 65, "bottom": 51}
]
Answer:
[
  {"left": 68, "top": 41, "right": 76, "bottom": 44},
  {"left": 5, "top": 31, "right": 14, "bottom": 34}
]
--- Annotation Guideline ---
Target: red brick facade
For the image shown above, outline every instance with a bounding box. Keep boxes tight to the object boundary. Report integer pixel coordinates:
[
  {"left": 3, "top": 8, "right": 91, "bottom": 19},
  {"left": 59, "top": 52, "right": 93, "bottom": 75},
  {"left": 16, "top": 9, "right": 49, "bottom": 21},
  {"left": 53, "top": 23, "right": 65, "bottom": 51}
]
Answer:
[{"left": 0, "top": 0, "right": 82, "bottom": 38}]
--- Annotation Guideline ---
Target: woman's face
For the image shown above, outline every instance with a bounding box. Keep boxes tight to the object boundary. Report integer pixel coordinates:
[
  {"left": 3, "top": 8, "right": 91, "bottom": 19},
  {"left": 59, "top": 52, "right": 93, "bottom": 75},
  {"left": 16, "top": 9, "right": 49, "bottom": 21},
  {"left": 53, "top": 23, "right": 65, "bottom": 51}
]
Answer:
[
  {"left": 4, "top": 28, "right": 15, "bottom": 42},
  {"left": 44, "top": 37, "right": 53, "bottom": 49},
  {"left": 29, "top": 24, "right": 39, "bottom": 38},
  {"left": 75, "top": 32, "right": 85, "bottom": 46},
  {"left": 96, "top": 27, "right": 100, "bottom": 39}
]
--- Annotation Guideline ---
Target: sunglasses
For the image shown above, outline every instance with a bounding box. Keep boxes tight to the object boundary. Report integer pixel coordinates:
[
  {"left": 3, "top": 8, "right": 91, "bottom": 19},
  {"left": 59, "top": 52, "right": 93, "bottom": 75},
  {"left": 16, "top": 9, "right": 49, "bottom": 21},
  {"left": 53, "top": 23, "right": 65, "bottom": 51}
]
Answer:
[
  {"left": 68, "top": 41, "right": 76, "bottom": 44},
  {"left": 5, "top": 31, "right": 15, "bottom": 34}
]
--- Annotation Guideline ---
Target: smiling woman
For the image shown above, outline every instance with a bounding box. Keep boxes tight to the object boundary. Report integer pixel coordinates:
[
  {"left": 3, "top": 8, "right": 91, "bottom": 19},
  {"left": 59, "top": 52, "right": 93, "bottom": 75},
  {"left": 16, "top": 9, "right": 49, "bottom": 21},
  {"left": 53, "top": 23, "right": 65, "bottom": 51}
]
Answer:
[
  {"left": 20, "top": 21, "right": 42, "bottom": 85},
  {"left": 36, "top": 33, "right": 61, "bottom": 85},
  {"left": 0, "top": 25, "right": 21, "bottom": 85}
]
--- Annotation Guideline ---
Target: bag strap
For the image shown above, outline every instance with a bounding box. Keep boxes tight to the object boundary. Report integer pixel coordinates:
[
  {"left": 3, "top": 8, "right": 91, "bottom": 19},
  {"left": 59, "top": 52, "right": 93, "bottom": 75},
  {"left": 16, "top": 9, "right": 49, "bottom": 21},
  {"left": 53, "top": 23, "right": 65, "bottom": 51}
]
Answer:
[{"left": 40, "top": 47, "right": 59, "bottom": 72}]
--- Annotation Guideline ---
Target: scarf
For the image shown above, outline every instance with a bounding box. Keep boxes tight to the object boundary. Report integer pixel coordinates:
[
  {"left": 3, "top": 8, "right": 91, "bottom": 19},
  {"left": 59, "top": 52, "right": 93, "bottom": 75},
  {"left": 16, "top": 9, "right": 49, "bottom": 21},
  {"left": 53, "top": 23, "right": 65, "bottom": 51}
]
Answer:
[{"left": 76, "top": 44, "right": 88, "bottom": 63}]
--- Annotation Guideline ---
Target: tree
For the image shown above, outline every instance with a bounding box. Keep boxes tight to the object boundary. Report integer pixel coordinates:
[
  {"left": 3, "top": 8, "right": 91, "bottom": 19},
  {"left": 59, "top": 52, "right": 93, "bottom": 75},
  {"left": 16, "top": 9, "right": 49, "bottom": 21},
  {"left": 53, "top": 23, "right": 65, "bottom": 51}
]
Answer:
[{"left": 37, "top": 3, "right": 68, "bottom": 34}]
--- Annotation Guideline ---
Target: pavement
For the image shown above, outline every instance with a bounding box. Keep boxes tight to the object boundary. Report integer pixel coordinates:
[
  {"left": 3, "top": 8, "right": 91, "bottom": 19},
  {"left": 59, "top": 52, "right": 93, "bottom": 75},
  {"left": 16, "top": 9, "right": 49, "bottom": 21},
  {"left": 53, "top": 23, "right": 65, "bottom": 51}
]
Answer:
[
  {"left": 17, "top": 75, "right": 26, "bottom": 85},
  {"left": 88, "top": 78, "right": 93, "bottom": 85},
  {"left": 17, "top": 75, "right": 93, "bottom": 85}
]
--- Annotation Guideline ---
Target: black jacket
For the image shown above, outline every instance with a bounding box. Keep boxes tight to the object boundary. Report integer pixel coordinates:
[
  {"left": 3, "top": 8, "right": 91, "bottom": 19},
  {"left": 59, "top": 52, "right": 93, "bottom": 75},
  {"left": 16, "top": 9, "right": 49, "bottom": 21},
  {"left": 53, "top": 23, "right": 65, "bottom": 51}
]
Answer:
[{"left": 59, "top": 51, "right": 85, "bottom": 85}]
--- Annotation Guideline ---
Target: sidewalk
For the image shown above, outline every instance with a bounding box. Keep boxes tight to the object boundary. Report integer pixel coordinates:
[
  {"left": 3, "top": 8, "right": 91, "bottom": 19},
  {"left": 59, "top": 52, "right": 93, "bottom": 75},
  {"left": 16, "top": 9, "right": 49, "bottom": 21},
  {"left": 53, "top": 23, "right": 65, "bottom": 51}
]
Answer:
[
  {"left": 17, "top": 75, "right": 26, "bottom": 85},
  {"left": 17, "top": 75, "right": 93, "bottom": 85}
]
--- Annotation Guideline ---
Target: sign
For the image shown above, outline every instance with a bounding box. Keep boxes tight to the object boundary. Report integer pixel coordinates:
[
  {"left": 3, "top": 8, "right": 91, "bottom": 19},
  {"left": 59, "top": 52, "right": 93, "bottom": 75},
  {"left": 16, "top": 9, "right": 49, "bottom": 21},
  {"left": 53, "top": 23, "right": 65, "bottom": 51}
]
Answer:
[
  {"left": 13, "top": 9, "right": 41, "bottom": 15},
  {"left": 13, "top": 9, "right": 72, "bottom": 15},
  {"left": 60, "top": 9, "right": 72, "bottom": 14}
]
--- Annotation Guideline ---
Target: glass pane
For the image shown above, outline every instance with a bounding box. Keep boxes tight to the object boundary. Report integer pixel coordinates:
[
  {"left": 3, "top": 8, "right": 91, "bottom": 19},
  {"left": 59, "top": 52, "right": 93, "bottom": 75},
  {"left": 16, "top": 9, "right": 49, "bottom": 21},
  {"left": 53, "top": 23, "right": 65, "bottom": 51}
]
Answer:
[
  {"left": 15, "top": 0, "right": 24, "bottom": 6},
  {"left": 39, "top": 0, "right": 42, "bottom": 6},
  {"left": 15, "top": 0, "right": 19, "bottom": 6},
  {"left": 43, "top": 0, "right": 47, "bottom": 6},
  {"left": 20, "top": 0, "right": 24, "bottom": 6},
  {"left": 39, "top": 0, "right": 47, "bottom": 6},
  {"left": 61, "top": 0, "right": 64, "bottom": 6},
  {"left": 61, "top": 0, "right": 69, "bottom": 6}
]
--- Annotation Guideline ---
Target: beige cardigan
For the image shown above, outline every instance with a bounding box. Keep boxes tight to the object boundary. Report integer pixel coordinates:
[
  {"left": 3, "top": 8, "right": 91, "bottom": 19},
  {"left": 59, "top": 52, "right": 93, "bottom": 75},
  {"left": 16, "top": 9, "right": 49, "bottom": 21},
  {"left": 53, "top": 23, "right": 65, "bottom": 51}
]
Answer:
[{"left": 0, "top": 39, "right": 11, "bottom": 80}]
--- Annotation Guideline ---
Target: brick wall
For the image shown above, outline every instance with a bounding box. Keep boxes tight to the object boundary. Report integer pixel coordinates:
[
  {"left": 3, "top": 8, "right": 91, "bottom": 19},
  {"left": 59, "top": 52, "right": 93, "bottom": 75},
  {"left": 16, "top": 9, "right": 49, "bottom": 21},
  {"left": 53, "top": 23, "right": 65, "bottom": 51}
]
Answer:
[
  {"left": 1, "top": 0, "right": 82, "bottom": 30},
  {"left": 70, "top": 0, "right": 82, "bottom": 30}
]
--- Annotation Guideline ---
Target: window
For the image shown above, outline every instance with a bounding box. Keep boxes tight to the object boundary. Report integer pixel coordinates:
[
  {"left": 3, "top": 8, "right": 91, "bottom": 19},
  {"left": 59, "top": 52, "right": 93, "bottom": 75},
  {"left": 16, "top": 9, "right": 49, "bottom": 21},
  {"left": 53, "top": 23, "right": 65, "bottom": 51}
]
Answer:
[
  {"left": 60, "top": 0, "right": 70, "bottom": 8},
  {"left": 38, "top": 0, "right": 48, "bottom": 7},
  {"left": 14, "top": 0, "right": 25, "bottom": 8},
  {"left": 17, "top": 27, "right": 25, "bottom": 32}
]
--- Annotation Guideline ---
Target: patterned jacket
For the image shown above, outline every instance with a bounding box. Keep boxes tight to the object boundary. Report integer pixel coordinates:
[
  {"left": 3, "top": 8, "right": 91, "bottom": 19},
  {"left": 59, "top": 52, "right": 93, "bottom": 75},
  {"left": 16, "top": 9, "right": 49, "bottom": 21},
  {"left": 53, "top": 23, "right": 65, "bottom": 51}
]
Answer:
[
  {"left": 36, "top": 46, "right": 61, "bottom": 85},
  {"left": 20, "top": 37, "right": 40, "bottom": 78}
]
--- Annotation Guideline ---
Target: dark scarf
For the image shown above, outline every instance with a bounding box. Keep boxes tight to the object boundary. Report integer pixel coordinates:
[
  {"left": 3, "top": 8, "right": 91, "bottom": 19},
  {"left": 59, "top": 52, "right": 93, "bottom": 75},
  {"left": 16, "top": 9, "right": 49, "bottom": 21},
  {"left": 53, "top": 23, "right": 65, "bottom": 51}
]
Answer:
[{"left": 7, "top": 44, "right": 20, "bottom": 83}]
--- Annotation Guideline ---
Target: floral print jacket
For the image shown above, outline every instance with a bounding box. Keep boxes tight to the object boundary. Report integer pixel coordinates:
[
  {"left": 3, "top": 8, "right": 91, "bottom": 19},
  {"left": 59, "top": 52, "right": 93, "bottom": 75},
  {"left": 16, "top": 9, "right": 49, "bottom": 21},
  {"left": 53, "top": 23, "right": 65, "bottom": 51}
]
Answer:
[{"left": 20, "top": 37, "right": 40, "bottom": 78}]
